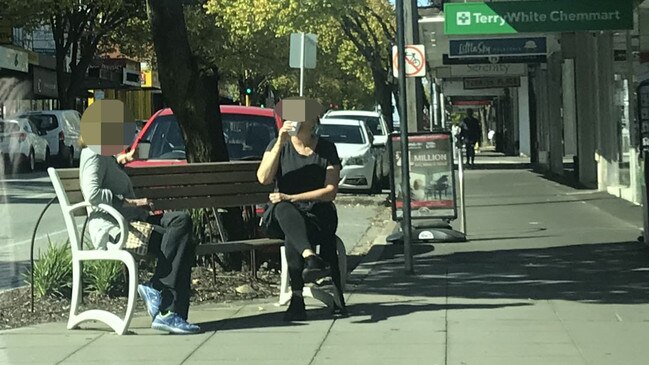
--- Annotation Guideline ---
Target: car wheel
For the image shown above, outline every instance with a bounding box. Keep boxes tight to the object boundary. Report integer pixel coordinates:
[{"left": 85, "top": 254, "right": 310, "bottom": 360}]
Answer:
[
  {"left": 60, "top": 145, "right": 74, "bottom": 168},
  {"left": 23, "top": 149, "right": 36, "bottom": 173},
  {"left": 370, "top": 165, "right": 382, "bottom": 194},
  {"left": 40, "top": 148, "right": 51, "bottom": 170}
]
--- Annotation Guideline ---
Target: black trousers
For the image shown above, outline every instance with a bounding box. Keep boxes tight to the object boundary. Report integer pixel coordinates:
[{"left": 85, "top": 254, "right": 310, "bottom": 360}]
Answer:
[
  {"left": 465, "top": 140, "right": 476, "bottom": 165},
  {"left": 269, "top": 201, "right": 340, "bottom": 292},
  {"left": 145, "top": 211, "right": 194, "bottom": 319}
]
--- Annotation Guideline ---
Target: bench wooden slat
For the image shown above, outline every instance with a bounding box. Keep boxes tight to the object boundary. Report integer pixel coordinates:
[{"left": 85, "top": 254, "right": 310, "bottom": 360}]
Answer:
[
  {"left": 56, "top": 162, "right": 260, "bottom": 180},
  {"left": 125, "top": 161, "right": 260, "bottom": 176},
  {"left": 134, "top": 182, "right": 272, "bottom": 199},
  {"left": 63, "top": 170, "right": 261, "bottom": 189},
  {"left": 62, "top": 180, "right": 273, "bottom": 197},
  {"left": 151, "top": 194, "right": 269, "bottom": 210},
  {"left": 195, "top": 238, "right": 284, "bottom": 256},
  {"left": 56, "top": 168, "right": 81, "bottom": 179},
  {"left": 130, "top": 170, "right": 258, "bottom": 187}
]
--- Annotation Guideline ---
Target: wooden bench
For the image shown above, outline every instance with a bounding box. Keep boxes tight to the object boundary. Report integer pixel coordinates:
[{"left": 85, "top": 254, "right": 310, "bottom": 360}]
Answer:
[{"left": 48, "top": 161, "right": 346, "bottom": 335}]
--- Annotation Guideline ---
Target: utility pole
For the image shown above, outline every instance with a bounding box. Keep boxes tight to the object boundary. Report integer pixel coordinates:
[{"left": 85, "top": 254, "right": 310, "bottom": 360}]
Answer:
[
  {"left": 396, "top": 0, "right": 414, "bottom": 274},
  {"left": 404, "top": 0, "right": 423, "bottom": 132}
]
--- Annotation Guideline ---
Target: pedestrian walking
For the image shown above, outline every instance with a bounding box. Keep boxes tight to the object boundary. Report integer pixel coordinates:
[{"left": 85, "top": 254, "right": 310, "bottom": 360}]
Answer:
[{"left": 459, "top": 108, "right": 481, "bottom": 167}]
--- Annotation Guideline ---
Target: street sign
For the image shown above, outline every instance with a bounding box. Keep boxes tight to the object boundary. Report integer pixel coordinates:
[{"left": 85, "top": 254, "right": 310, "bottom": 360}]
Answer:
[
  {"left": 391, "top": 132, "right": 457, "bottom": 220},
  {"left": 444, "top": 0, "right": 634, "bottom": 35},
  {"left": 451, "top": 63, "right": 526, "bottom": 77},
  {"left": 449, "top": 37, "right": 547, "bottom": 58},
  {"left": 443, "top": 54, "right": 546, "bottom": 65},
  {"left": 392, "top": 44, "right": 426, "bottom": 78},
  {"left": 463, "top": 77, "right": 521, "bottom": 90},
  {"left": 0, "top": 46, "right": 28, "bottom": 73},
  {"left": 289, "top": 33, "right": 317, "bottom": 69}
]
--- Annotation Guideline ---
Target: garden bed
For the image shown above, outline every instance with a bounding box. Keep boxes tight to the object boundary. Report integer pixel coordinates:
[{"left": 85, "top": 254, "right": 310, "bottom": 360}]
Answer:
[{"left": 0, "top": 261, "right": 281, "bottom": 331}]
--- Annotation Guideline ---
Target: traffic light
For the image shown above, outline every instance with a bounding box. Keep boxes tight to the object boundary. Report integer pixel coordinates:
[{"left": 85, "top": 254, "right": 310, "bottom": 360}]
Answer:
[{"left": 244, "top": 78, "right": 254, "bottom": 95}]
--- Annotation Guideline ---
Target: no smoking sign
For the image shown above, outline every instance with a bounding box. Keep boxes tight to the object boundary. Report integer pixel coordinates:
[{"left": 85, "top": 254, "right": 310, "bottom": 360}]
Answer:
[{"left": 392, "top": 44, "right": 426, "bottom": 78}]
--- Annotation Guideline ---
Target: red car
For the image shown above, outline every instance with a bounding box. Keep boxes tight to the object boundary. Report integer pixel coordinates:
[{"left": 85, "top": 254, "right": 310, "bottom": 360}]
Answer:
[{"left": 127, "top": 105, "right": 282, "bottom": 167}]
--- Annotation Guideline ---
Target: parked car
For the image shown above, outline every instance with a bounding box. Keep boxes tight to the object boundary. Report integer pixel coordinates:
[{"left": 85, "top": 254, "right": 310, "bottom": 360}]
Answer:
[
  {"left": 10, "top": 110, "right": 81, "bottom": 167},
  {"left": 322, "top": 110, "right": 390, "bottom": 185},
  {"left": 127, "top": 105, "right": 281, "bottom": 167},
  {"left": 317, "top": 118, "right": 383, "bottom": 193},
  {"left": 0, "top": 118, "right": 50, "bottom": 172}
]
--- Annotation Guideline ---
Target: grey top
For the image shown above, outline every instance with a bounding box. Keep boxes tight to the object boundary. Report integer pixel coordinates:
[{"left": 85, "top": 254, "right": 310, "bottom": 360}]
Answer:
[{"left": 79, "top": 148, "right": 148, "bottom": 249}]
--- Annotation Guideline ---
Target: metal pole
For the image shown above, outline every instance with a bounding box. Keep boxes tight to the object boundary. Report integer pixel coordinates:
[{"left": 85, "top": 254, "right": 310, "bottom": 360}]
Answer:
[
  {"left": 429, "top": 75, "right": 434, "bottom": 130},
  {"left": 432, "top": 80, "right": 439, "bottom": 129},
  {"left": 440, "top": 92, "right": 446, "bottom": 129},
  {"left": 457, "top": 142, "right": 467, "bottom": 235},
  {"left": 396, "top": 0, "right": 413, "bottom": 274},
  {"left": 300, "top": 32, "right": 305, "bottom": 96},
  {"left": 644, "top": 150, "right": 649, "bottom": 245}
]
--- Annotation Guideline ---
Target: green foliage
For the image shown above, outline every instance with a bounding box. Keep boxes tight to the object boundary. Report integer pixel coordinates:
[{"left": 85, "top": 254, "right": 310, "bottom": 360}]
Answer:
[
  {"left": 83, "top": 261, "right": 125, "bottom": 296},
  {"left": 188, "top": 208, "right": 212, "bottom": 244},
  {"left": 24, "top": 238, "right": 72, "bottom": 298},
  {"left": 25, "top": 237, "right": 126, "bottom": 298}
]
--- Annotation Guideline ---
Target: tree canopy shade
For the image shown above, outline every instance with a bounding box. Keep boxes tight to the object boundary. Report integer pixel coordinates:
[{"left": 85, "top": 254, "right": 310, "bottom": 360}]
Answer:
[
  {"left": 203, "top": 0, "right": 395, "bottom": 112},
  {"left": 5, "top": 0, "right": 147, "bottom": 108}
]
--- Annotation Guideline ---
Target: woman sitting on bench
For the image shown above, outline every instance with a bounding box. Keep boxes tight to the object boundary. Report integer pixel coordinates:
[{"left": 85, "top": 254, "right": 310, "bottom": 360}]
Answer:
[
  {"left": 257, "top": 97, "right": 346, "bottom": 321},
  {"left": 78, "top": 100, "right": 200, "bottom": 334}
]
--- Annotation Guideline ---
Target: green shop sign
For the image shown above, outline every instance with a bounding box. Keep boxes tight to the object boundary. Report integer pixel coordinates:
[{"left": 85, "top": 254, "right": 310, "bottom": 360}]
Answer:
[{"left": 445, "top": 0, "right": 634, "bottom": 35}]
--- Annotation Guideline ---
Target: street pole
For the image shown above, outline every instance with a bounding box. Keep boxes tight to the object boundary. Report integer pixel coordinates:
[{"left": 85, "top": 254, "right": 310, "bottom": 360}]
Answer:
[
  {"left": 404, "top": 0, "right": 422, "bottom": 132},
  {"left": 457, "top": 142, "right": 467, "bottom": 235},
  {"left": 396, "top": 0, "right": 413, "bottom": 274},
  {"left": 300, "top": 32, "right": 305, "bottom": 96},
  {"left": 429, "top": 75, "right": 434, "bottom": 130},
  {"left": 432, "top": 80, "right": 439, "bottom": 129}
]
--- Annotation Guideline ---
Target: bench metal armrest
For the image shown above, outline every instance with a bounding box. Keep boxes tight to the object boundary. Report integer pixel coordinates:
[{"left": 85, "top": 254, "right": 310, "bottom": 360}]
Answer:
[{"left": 67, "top": 201, "right": 128, "bottom": 250}]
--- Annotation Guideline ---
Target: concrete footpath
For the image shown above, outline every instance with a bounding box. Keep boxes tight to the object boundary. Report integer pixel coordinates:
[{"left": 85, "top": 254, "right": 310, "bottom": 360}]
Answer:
[{"left": 3, "top": 154, "right": 649, "bottom": 365}]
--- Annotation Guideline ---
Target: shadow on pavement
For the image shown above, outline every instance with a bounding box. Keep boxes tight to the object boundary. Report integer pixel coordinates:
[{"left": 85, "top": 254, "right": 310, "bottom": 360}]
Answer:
[
  {"left": 346, "top": 301, "right": 531, "bottom": 324},
  {"left": 466, "top": 196, "right": 612, "bottom": 209},
  {"left": 3, "top": 194, "right": 57, "bottom": 205},
  {"left": 353, "top": 241, "right": 649, "bottom": 305}
]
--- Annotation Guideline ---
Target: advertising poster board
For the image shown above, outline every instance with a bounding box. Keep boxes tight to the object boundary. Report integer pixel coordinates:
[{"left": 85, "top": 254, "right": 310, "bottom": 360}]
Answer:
[{"left": 391, "top": 132, "right": 457, "bottom": 220}]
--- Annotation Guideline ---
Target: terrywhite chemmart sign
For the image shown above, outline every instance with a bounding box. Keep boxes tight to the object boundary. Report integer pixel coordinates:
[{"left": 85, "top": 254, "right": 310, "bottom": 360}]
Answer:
[{"left": 445, "top": 0, "right": 634, "bottom": 35}]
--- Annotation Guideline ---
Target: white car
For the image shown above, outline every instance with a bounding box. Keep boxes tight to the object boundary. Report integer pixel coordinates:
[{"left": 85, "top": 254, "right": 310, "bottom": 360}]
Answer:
[
  {"left": 323, "top": 110, "right": 390, "bottom": 184},
  {"left": 0, "top": 118, "right": 50, "bottom": 172},
  {"left": 11, "top": 110, "right": 81, "bottom": 167},
  {"left": 318, "top": 119, "right": 383, "bottom": 193}
]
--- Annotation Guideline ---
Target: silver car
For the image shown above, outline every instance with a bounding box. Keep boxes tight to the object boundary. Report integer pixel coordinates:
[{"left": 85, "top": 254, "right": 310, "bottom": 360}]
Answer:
[{"left": 0, "top": 118, "right": 50, "bottom": 173}]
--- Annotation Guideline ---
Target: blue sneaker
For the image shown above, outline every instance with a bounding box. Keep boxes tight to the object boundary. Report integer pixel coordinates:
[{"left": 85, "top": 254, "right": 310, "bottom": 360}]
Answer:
[
  {"left": 137, "top": 283, "right": 161, "bottom": 319},
  {"left": 152, "top": 312, "right": 201, "bottom": 334}
]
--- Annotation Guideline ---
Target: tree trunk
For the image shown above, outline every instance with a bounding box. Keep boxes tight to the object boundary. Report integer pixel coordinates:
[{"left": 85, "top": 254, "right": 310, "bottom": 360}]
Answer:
[
  {"left": 147, "top": 0, "right": 228, "bottom": 163},
  {"left": 147, "top": 0, "right": 245, "bottom": 271},
  {"left": 372, "top": 69, "right": 394, "bottom": 133}
]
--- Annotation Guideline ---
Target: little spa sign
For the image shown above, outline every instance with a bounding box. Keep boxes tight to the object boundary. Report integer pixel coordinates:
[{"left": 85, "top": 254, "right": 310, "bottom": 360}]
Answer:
[{"left": 445, "top": 0, "right": 634, "bottom": 35}]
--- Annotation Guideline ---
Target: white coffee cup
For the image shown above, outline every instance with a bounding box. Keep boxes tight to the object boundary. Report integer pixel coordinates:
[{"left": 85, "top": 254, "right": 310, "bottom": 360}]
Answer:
[{"left": 287, "top": 121, "right": 302, "bottom": 136}]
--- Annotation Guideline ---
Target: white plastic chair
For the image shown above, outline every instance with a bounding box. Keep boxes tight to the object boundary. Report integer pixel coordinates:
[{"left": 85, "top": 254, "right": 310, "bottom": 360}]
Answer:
[
  {"left": 48, "top": 168, "right": 138, "bottom": 335},
  {"left": 278, "top": 236, "right": 347, "bottom": 308}
]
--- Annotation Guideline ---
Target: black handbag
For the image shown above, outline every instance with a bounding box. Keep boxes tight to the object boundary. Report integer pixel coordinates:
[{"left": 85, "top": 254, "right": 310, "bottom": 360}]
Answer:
[{"left": 260, "top": 203, "right": 284, "bottom": 238}]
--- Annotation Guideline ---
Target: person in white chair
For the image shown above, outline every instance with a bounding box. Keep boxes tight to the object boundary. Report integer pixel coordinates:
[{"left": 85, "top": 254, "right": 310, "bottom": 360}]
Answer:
[{"left": 78, "top": 100, "right": 199, "bottom": 334}]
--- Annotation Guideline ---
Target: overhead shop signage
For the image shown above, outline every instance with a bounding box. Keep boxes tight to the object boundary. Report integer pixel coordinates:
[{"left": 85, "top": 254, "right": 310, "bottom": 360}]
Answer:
[
  {"left": 0, "top": 46, "right": 28, "bottom": 73},
  {"left": 443, "top": 54, "right": 546, "bottom": 65},
  {"left": 451, "top": 63, "right": 526, "bottom": 77},
  {"left": 444, "top": 0, "right": 634, "bottom": 35},
  {"left": 33, "top": 67, "right": 58, "bottom": 98},
  {"left": 463, "top": 77, "right": 521, "bottom": 90},
  {"left": 449, "top": 37, "right": 546, "bottom": 58}
]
